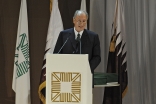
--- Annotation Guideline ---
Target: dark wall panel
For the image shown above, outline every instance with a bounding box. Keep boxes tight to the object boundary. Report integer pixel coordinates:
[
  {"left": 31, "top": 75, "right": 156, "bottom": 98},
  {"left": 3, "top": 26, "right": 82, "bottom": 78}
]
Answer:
[
  {"left": 0, "top": 0, "right": 50, "bottom": 103},
  {"left": 27, "top": 0, "right": 50, "bottom": 103},
  {"left": 0, "top": 0, "right": 20, "bottom": 104},
  {"left": 0, "top": 0, "right": 90, "bottom": 103}
]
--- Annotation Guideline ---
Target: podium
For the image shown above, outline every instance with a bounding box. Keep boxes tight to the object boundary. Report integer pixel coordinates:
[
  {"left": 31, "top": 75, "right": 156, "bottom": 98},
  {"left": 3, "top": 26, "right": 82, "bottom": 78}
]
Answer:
[{"left": 46, "top": 54, "right": 92, "bottom": 104}]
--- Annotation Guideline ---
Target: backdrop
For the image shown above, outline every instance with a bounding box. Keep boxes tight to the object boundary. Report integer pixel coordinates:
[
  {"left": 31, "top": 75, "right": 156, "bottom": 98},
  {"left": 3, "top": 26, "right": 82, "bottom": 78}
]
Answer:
[
  {"left": 90, "top": 0, "right": 156, "bottom": 104},
  {"left": 0, "top": 0, "right": 156, "bottom": 104}
]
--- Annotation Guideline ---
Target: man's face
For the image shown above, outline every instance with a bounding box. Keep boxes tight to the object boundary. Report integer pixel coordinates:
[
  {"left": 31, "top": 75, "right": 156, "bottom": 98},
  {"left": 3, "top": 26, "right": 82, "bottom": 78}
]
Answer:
[{"left": 73, "top": 13, "right": 87, "bottom": 32}]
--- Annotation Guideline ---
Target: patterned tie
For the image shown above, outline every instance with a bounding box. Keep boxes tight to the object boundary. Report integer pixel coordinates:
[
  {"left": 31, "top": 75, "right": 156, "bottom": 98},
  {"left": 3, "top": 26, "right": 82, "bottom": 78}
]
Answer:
[
  {"left": 76, "top": 34, "right": 80, "bottom": 53},
  {"left": 76, "top": 34, "right": 81, "bottom": 41}
]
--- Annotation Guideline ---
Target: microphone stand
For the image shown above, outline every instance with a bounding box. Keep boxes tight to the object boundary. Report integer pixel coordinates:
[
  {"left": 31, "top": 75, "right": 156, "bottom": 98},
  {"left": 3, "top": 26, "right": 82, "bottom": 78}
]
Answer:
[{"left": 57, "top": 38, "right": 69, "bottom": 54}]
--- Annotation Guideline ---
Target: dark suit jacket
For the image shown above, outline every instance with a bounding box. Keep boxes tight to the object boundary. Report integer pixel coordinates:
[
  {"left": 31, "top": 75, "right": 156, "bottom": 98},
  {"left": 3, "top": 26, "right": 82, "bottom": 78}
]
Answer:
[{"left": 53, "top": 28, "right": 101, "bottom": 73}]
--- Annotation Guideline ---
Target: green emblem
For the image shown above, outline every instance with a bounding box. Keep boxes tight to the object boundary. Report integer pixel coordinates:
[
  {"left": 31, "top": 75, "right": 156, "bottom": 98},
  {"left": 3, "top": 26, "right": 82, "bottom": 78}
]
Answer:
[{"left": 14, "top": 33, "right": 29, "bottom": 78}]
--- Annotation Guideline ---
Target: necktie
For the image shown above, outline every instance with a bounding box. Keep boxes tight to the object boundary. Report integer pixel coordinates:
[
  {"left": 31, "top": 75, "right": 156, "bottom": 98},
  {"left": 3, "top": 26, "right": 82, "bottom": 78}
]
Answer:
[
  {"left": 76, "top": 34, "right": 81, "bottom": 41},
  {"left": 76, "top": 34, "right": 81, "bottom": 53}
]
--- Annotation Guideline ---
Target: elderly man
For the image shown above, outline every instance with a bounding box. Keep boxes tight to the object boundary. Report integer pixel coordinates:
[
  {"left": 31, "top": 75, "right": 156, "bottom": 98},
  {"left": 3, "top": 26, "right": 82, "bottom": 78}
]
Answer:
[{"left": 53, "top": 10, "right": 101, "bottom": 73}]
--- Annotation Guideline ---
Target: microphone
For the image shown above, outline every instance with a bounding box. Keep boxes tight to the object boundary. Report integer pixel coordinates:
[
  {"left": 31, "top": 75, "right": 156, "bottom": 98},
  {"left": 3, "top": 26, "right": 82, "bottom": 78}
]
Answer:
[
  {"left": 57, "top": 33, "right": 71, "bottom": 54},
  {"left": 79, "top": 40, "right": 81, "bottom": 54},
  {"left": 57, "top": 34, "right": 71, "bottom": 53}
]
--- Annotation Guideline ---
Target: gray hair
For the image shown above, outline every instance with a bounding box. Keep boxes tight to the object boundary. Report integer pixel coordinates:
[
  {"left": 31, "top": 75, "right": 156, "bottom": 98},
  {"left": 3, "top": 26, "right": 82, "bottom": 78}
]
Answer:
[{"left": 73, "top": 10, "right": 88, "bottom": 19}]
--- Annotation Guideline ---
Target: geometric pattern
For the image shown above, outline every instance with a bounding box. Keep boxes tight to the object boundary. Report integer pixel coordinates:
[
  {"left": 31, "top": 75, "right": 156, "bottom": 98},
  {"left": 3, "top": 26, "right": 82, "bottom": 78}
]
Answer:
[{"left": 51, "top": 72, "right": 81, "bottom": 102}]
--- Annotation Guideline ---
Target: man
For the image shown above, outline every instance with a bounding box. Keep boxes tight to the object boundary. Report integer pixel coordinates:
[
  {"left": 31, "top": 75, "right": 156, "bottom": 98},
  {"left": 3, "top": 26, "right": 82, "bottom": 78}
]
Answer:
[{"left": 53, "top": 10, "right": 101, "bottom": 73}]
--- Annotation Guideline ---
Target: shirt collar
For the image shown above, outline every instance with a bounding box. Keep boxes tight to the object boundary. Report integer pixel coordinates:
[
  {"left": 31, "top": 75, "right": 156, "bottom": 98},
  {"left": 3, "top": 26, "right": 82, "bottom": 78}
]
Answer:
[{"left": 74, "top": 27, "right": 84, "bottom": 39}]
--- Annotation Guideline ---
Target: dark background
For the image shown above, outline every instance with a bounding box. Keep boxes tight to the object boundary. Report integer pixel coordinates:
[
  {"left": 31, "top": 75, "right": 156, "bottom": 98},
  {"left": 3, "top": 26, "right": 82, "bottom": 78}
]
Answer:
[{"left": 0, "top": 0, "right": 89, "bottom": 103}]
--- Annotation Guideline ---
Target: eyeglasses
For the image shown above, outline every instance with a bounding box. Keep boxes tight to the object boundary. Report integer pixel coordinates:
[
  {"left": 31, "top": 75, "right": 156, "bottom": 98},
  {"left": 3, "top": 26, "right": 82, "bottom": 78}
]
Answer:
[{"left": 74, "top": 19, "right": 87, "bottom": 25}]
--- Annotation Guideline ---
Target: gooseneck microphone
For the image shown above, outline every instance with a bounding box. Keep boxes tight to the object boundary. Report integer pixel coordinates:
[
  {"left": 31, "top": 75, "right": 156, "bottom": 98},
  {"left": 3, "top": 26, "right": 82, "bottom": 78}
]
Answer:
[
  {"left": 57, "top": 34, "right": 71, "bottom": 54},
  {"left": 79, "top": 40, "right": 81, "bottom": 54}
]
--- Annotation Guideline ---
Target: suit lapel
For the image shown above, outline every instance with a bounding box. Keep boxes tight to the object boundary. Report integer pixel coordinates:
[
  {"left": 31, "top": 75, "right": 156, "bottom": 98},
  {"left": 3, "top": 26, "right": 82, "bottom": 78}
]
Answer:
[
  {"left": 81, "top": 29, "right": 89, "bottom": 48},
  {"left": 69, "top": 28, "right": 89, "bottom": 53},
  {"left": 69, "top": 28, "right": 77, "bottom": 51}
]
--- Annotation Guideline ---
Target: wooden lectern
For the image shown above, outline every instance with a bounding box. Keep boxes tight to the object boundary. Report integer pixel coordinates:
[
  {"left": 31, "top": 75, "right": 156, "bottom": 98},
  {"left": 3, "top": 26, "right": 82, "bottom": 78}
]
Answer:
[{"left": 46, "top": 54, "right": 92, "bottom": 104}]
